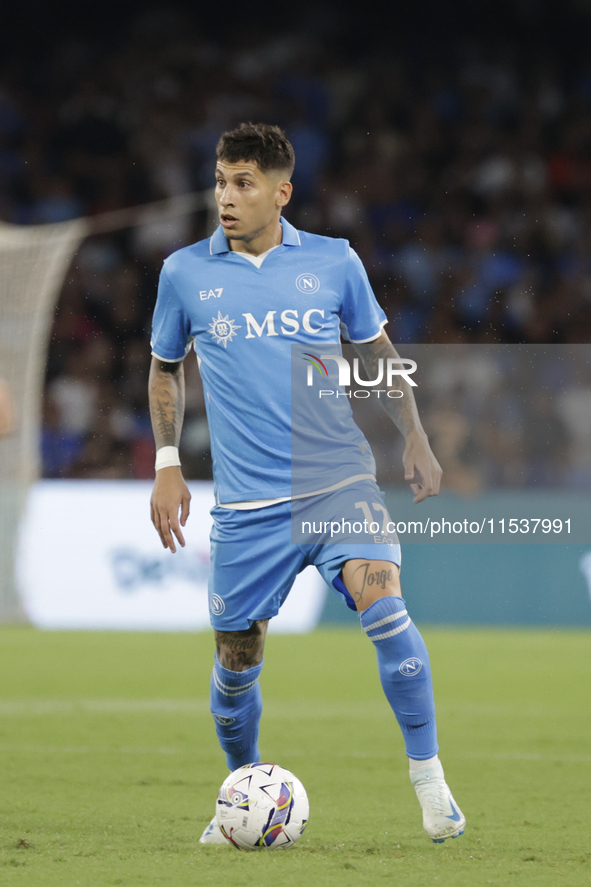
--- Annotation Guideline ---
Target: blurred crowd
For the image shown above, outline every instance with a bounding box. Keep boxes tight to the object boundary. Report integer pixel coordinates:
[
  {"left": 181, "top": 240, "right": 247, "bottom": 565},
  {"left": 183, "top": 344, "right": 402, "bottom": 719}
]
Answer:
[
  {"left": 355, "top": 345, "right": 591, "bottom": 493},
  {"left": 1, "top": 5, "right": 591, "bottom": 487}
]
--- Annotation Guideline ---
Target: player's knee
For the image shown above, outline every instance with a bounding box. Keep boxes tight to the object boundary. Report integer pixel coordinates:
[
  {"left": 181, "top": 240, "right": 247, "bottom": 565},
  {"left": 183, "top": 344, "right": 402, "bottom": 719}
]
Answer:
[{"left": 215, "top": 619, "right": 269, "bottom": 671}]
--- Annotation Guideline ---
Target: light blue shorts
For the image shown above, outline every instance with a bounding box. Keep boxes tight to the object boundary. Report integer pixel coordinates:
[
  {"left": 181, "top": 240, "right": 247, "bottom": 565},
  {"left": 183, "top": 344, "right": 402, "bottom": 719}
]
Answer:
[{"left": 208, "top": 480, "right": 401, "bottom": 631}]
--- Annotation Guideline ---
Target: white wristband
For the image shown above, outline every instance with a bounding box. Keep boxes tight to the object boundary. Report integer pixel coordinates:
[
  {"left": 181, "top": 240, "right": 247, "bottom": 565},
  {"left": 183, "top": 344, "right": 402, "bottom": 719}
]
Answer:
[{"left": 155, "top": 446, "right": 181, "bottom": 471}]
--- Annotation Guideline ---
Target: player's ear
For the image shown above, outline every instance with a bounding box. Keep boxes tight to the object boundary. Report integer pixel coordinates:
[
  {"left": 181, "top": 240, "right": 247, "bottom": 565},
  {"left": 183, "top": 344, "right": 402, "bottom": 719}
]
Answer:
[{"left": 276, "top": 179, "right": 293, "bottom": 208}]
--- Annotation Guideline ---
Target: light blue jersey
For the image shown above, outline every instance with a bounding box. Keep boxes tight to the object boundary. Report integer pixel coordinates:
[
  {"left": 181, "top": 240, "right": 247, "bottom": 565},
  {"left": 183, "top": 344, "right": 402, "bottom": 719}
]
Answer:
[{"left": 151, "top": 218, "right": 387, "bottom": 504}]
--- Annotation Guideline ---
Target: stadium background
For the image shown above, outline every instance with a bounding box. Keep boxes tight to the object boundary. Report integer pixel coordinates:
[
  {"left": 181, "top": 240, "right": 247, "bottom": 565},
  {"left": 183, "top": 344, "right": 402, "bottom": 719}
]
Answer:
[
  {"left": 2, "top": 0, "right": 591, "bottom": 626},
  {"left": 1, "top": 4, "right": 591, "bottom": 886}
]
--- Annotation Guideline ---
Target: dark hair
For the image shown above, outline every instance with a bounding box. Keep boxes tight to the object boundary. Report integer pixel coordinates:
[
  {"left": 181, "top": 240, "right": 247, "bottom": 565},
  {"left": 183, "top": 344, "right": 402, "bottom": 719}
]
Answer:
[{"left": 216, "top": 123, "right": 295, "bottom": 176}]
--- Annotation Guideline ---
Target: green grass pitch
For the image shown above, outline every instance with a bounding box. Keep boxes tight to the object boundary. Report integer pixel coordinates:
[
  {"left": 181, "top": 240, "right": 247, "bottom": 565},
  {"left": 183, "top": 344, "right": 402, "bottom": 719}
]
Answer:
[{"left": 0, "top": 627, "right": 589, "bottom": 887}]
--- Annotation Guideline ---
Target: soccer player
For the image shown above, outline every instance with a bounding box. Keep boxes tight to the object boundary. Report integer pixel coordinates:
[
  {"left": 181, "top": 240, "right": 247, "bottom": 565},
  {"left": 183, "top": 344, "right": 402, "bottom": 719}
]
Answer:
[{"left": 149, "top": 123, "right": 465, "bottom": 844}]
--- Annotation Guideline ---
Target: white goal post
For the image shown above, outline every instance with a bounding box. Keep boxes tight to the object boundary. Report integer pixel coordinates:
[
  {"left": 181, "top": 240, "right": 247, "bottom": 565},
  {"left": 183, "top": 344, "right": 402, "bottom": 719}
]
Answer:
[{"left": 0, "top": 191, "right": 213, "bottom": 623}]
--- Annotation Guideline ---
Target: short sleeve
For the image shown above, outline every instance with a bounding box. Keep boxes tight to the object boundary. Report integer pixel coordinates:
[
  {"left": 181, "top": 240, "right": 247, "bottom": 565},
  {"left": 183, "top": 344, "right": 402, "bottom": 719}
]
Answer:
[
  {"left": 150, "top": 264, "right": 193, "bottom": 362},
  {"left": 339, "top": 247, "right": 387, "bottom": 343}
]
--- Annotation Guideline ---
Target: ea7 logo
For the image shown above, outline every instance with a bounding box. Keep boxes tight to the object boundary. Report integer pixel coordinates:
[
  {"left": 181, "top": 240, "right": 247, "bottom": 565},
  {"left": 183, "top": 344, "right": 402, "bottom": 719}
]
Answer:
[{"left": 200, "top": 288, "right": 223, "bottom": 300}]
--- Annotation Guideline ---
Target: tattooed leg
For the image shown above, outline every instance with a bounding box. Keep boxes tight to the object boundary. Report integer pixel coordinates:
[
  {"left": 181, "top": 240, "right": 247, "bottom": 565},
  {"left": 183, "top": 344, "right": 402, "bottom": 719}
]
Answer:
[
  {"left": 210, "top": 620, "right": 268, "bottom": 769},
  {"left": 341, "top": 559, "right": 402, "bottom": 613}
]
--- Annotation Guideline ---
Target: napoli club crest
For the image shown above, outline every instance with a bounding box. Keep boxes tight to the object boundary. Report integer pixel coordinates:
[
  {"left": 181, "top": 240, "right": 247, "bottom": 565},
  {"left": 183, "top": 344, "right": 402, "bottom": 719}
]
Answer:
[{"left": 399, "top": 658, "right": 423, "bottom": 676}]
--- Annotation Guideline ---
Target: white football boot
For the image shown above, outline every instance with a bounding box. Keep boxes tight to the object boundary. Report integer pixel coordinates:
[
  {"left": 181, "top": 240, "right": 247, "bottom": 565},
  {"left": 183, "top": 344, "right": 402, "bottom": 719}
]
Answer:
[
  {"left": 410, "top": 759, "right": 466, "bottom": 843},
  {"left": 199, "top": 815, "right": 228, "bottom": 845}
]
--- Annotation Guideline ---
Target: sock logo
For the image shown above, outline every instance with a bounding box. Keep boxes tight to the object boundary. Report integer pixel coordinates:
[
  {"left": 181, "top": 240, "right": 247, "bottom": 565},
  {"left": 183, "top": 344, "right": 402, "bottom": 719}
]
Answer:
[
  {"left": 210, "top": 593, "right": 226, "bottom": 615},
  {"left": 212, "top": 714, "right": 236, "bottom": 726},
  {"left": 399, "top": 657, "right": 423, "bottom": 676}
]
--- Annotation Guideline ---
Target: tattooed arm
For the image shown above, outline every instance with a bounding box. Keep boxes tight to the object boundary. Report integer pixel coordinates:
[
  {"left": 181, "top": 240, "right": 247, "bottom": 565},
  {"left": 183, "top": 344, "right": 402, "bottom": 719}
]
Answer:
[
  {"left": 353, "top": 329, "right": 442, "bottom": 503},
  {"left": 149, "top": 357, "right": 191, "bottom": 552}
]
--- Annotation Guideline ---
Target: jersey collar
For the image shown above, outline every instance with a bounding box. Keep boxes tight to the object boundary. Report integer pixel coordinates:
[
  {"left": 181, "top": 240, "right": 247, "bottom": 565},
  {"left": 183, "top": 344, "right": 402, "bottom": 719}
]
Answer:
[{"left": 209, "top": 216, "right": 301, "bottom": 256}]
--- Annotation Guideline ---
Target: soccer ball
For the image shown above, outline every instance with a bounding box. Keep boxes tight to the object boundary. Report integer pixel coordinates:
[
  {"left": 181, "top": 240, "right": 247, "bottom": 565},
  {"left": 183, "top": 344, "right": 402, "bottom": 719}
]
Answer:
[{"left": 215, "top": 762, "right": 309, "bottom": 850}]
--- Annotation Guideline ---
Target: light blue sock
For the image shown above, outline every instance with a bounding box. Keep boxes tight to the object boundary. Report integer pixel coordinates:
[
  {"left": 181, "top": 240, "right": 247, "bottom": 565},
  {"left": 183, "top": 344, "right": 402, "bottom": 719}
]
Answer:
[
  {"left": 360, "top": 596, "right": 438, "bottom": 760},
  {"left": 210, "top": 654, "right": 263, "bottom": 771}
]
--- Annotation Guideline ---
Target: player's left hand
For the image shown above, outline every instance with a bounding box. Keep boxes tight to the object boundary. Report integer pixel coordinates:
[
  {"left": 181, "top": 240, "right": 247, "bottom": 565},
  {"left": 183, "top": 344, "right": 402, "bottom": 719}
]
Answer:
[{"left": 403, "top": 429, "right": 442, "bottom": 503}]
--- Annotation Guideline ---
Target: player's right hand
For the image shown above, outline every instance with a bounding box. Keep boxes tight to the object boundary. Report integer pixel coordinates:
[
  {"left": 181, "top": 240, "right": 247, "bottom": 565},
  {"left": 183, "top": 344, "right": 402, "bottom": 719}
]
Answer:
[{"left": 150, "top": 466, "right": 191, "bottom": 553}]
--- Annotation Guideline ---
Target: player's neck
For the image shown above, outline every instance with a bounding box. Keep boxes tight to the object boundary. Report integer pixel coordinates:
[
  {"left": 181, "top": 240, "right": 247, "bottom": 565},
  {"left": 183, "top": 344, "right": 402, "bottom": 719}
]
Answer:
[{"left": 228, "top": 219, "right": 283, "bottom": 257}]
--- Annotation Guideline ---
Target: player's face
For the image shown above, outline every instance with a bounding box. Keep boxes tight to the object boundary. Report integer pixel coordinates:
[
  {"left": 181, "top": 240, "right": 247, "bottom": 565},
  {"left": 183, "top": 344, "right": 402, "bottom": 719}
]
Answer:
[{"left": 214, "top": 160, "right": 292, "bottom": 245}]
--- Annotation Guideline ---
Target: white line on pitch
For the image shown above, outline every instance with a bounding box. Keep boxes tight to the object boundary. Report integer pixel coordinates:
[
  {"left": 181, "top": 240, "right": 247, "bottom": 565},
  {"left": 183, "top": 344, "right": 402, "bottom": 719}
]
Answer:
[
  {"left": 462, "top": 751, "right": 591, "bottom": 762},
  {"left": 0, "top": 698, "right": 390, "bottom": 717},
  {"left": 0, "top": 699, "right": 210, "bottom": 715},
  {"left": 0, "top": 743, "right": 186, "bottom": 755}
]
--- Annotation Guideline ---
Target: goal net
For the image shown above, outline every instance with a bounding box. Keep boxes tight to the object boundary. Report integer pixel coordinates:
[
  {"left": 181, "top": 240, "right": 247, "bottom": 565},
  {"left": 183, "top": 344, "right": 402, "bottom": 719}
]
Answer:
[{"left": 0, "top": 192, "right": 212, "bottom": 622}]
